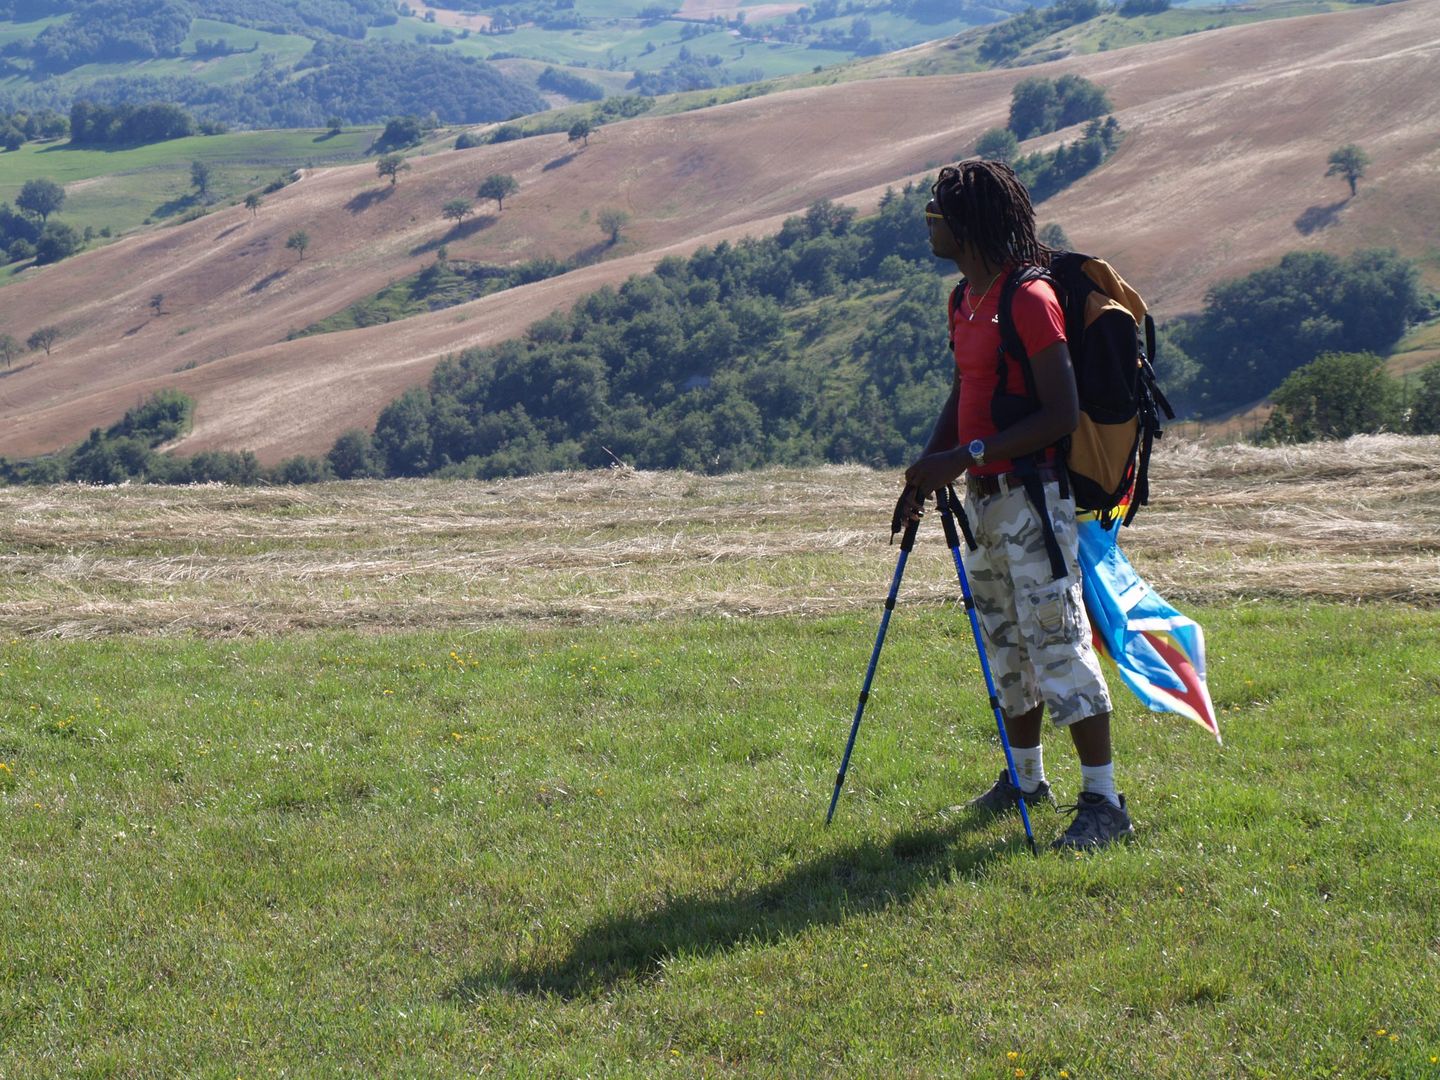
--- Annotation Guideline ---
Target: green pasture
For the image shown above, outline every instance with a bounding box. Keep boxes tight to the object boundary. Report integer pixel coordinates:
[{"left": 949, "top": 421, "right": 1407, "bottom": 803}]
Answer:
[
  {"left": 0, "top": 127, "right": 377, "bottom": 239},
  {"left": 0, "top": 18, "right": 313, "bottom": 93},
  {"left": 1390, "top": 318, "right": 1440, "bottom": 378},
  {"left": 1047, "top": 0, "right": 1345, "bottom": 57},
  {"left": 2, "top": 603, "right": 1437, "bottom": 1076},
  {"left": 0, "top": 15, "right": 62, "bottom": 48}
]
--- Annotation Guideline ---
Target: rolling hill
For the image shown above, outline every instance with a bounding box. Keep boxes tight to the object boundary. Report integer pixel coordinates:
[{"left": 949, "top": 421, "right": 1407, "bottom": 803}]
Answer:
[{"left": 0, "top": 0, "right": 1436, "bottom": 464}]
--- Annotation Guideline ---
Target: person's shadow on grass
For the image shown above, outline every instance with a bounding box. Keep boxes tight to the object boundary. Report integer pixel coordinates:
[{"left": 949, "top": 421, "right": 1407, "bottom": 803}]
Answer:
[{"left": 450, "top": 813, "right": 1012, "bottom": 1002}]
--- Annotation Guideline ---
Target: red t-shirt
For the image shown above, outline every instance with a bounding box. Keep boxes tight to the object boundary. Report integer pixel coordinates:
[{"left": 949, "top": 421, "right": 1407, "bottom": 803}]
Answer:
[{"left": 951, "top": 274, "right": 1066, "bottom": 477}]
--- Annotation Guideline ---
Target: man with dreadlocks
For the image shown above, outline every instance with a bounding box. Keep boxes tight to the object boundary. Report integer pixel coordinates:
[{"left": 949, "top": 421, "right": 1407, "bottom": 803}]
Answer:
[{"left": 899, "top": 160, "right": 1131, "bottom": 851}]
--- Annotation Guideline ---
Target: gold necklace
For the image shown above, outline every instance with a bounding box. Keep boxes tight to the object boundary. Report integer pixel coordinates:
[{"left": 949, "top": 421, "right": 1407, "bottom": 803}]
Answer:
[{"left": 965, "top": 271, "right": 1003, "bottom": 321}]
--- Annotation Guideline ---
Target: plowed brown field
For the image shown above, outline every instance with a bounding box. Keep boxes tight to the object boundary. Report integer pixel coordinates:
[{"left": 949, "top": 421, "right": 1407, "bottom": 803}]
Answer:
[{"left": 1, "top": 0, "right": 1435, "bottom": 463}]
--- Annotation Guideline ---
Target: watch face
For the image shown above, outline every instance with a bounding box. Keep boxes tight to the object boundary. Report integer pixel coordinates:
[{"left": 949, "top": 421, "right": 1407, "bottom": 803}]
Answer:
[{"left": 968, "top": 439, "right": 985, "bottom": 459}]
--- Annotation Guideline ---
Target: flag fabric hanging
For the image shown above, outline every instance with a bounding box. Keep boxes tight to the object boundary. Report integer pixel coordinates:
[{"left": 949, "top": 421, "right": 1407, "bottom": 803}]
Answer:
[{"left": 1077, "top": 517, "right": 1221, "bottom": 742}]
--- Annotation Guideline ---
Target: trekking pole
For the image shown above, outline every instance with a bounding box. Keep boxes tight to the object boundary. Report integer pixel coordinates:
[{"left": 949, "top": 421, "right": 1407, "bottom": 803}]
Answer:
[
  {"left": 824, "top": 486, "right": 925, "bottom": 826},
  {"left": 936, "top": 484, "right": 1037, "bottom": 856}
]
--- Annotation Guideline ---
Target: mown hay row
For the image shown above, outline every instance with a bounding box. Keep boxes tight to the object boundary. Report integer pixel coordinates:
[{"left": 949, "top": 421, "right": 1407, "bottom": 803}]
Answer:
[{"left": 2, "top": 436, "right": 1437, "bottom": 637}]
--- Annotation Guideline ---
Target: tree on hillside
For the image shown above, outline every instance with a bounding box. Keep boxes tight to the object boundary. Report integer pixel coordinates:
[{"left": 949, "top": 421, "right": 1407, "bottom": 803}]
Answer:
[
  {"left": 286, "top": 230, "right": 310, "bottom": 261},
  {"left": 477, "top": 173, "right": 518, "bottom": 211},
  {"left": 327, "top": 428, "right": 383, "bottom": 479},
  {"left": 1038, "top": 222, "right": 1071, "bottom": 250},
  {"left": 27, "top": 325, "right": 60, "bottom": 355},
  {"left": 1326, "top": 144, "right": 1370, "bottom": 198},
  {"left": 326, "top": 116, "right": 345, "bottom": 135},
  {"left": 17, "top": 178, "right": 64, "bottom": 223},
  {"left": 598, "top": 208, "right": 629, "bottom": 246},
  {"left": 377, "top": 153, "right": 411, "bottom": 186},
  {"left": 442, "top": 198, "right": 473, "bottom": 227},
  {"left": 245, "top": 192, "right": 262, "bottom": 219},
  {"left": 0, "top": 334, "right": 18, "bottom": 368},
  {"left": 190, "top": 159, "right": 212, "bottom": 198},
  {"left": 1259, "top": 351, "right": 1402, "bottom": 443},
  {"left": 34, "top": 222, "right": 82, "bottom": 265},
  {"left": 149, "top": 293, "right": 165, "bottom": 316},
  {"left": 974, "top": 127, "right": 1019, "bottom": 164},
  {"left": 568, "top": 118, "right": 593, "bottom": 147}
]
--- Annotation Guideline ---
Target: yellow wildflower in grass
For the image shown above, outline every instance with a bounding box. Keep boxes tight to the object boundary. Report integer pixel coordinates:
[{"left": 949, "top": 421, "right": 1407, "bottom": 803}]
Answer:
[
  {"left": 0, "top": 761, "right": 10, "bottom": 773},
  {"left": 1060, "top": 1073, "right": 1070, "bottom": 1079},
  {"left": 755, "top": 1008, "right": 764, "bottom": 1016},
  {"left": 1376, "top": 1029, "right": 1387, "bottom": 1037},
  {"left": 1007, "top": 1052, "right": 1019, "bottom": 1061}
]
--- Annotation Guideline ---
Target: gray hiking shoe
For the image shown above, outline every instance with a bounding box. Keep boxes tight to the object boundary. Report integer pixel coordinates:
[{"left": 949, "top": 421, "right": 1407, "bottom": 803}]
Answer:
[
  {"left": 1051, "top": 791, "right": 1134, "bottom": 851},
  {"left": 969, "top": 769, "right": 1053, "bottom": 814}
]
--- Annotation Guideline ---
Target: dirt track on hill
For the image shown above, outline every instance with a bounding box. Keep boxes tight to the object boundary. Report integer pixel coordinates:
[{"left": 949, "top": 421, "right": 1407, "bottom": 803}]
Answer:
[{"left": 0, "top": 0, "right": 1436, "bottom": 463}]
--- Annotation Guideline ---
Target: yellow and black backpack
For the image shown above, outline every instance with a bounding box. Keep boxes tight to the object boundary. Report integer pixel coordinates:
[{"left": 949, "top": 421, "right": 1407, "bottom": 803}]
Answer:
[{"left": 951, "top": 251, "right": 1174, "bottom": 578}]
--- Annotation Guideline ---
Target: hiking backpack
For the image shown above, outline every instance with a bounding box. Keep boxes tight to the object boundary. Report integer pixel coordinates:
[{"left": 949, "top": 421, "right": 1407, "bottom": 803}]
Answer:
[
  {"left": 948, "top": 251, "right": 1174, "bottom": 528},
  {"left": 947, "top": 251, "right": 1174, "bottom": 581}
]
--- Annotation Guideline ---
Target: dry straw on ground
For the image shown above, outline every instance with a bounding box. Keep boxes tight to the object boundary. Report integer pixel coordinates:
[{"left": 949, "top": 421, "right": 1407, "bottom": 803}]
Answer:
[{"left": 2, "top": 435, "right": 1437, "bottom": 638}]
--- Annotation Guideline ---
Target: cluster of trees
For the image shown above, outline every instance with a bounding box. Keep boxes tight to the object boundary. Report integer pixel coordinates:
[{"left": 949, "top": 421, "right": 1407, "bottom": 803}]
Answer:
[
  {"left": 0, "top": 391, "right": 271, "bottom": 486},
  {"left": 193, "top": 0, "right": 397, "bottom": 40},
  {"left": 537, "top": 66, "right": 605, "bottom": 102},
  {"left": 372, "top": 114, "right": 431, "bottom": 151},
  {"left": 970, "top": 81, "right": 1121, "bottom": 206},
  {"left": 1, "top": 40, "right": 544, "bottom": 131},
  {"left": 1007, "top": 74, "right": 1112, "bottom": 141},
  {"left": 0, "top": 179, "right": 87, "bottom": 266},
  {"left": 482, "top": 0, "right": 586, "bottom": 33},
  {"left": 1260, "top": 353, "right": 1440, "bottom": 443},
  {"left": 629, "top": 55, "right": 765, "bottom": 96},
  {"left": 293, "top": 249, "right": 571, "bottom": 337},
  {"left": 979, "top": 0, "right": 1102, "bottom": 63},
  {"left": 1012, "top": 115, "right": 1122, "bottom": 202},
  {"left": 1118, "top": 0, "right": 1170, "bottom": 14},
  {"left": 1164, "top": 249, "right": 1427, "bottom": 416},
  {"left": 69, "top": 99, "right": 199, "bottom": 145},
  {"left": 0, "top": 323, "right": 64, "bottom": 368},
  {"left": 192, "top": 36, "right": 257, "bottom": 59},
  {"left": 286, "top": 40, "right": 546, "bottom": 126},
  {"left": 0, "top": 0, "right": 77, "bottom": 16},
  {"left": 0, "top": 108, "right": 68, "bottom": 149},
  {"left": 753, "top": 0, "right": 902, "bottom": 52},
  {"left": 328, "top": 188, "right": 948, "bottom": 480},
  {"left": 13, "top": 0, "right": 193, "bottom": 73}
]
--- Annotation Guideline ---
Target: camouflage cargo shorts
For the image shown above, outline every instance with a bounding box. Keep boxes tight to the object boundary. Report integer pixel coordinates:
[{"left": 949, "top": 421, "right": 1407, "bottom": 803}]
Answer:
[{"left": 962, "top": 475, "right": 1112, "bottom": 727}]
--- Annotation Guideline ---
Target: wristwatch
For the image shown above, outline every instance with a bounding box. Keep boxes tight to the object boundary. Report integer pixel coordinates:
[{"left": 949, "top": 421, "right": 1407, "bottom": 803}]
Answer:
[{"left": 967, "top": 438, "right": 987, "bottom": 467}]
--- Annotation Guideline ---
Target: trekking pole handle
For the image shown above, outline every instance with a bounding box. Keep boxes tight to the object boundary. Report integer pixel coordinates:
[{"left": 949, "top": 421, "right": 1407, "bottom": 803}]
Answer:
[
  {"left": 891, "top": 484, "right": 925, "bottom": 552},
  {"left": 937, "top": 487, "right": 961, "bottom": 549}
]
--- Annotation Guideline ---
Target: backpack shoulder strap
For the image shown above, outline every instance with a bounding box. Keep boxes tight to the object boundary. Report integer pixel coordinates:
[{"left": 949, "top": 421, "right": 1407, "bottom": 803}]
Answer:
[
  {"left": 995, "top": 263, "right": 1053, "bottom": 400},
  {"left": 946, "top": 280, "right": 965, "bottom": 351}
]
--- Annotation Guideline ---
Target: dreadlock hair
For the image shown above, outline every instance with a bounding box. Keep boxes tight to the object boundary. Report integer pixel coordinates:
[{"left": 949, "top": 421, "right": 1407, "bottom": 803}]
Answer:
[{"left": 931, "top": 160, "right": 1051, "bottom": 270}]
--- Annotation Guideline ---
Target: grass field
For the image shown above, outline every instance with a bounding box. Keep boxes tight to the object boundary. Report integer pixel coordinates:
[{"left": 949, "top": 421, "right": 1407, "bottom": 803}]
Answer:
[
  {"left": 0, "top": 127, "right": 378, "bottom": 243},
  {"left": 2, "top": 438, "right": 1438, "bottom": 1075}
]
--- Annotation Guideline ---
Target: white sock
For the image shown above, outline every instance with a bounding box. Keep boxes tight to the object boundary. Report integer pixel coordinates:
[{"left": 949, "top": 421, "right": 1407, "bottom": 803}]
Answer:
[
  {"left": 1011, "top": 744, "right": 1046, "bottom": 793},
  {"left": 1080, "top": 762, "right": 1120, "bottom": 807}
]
